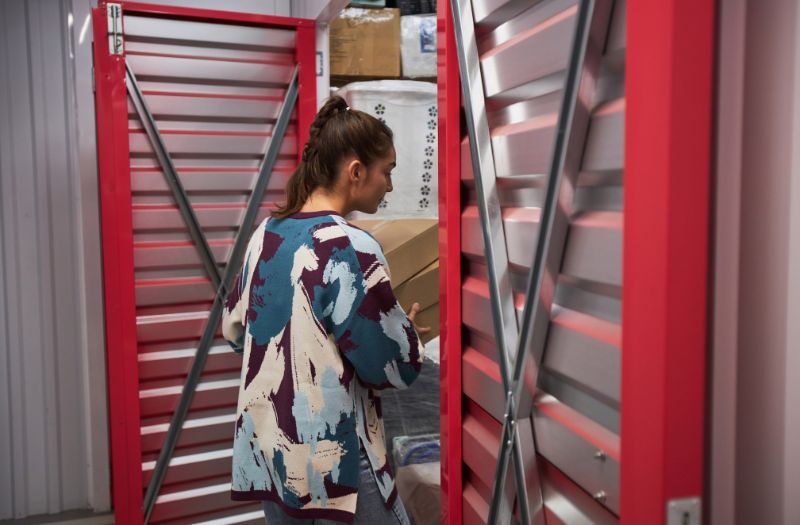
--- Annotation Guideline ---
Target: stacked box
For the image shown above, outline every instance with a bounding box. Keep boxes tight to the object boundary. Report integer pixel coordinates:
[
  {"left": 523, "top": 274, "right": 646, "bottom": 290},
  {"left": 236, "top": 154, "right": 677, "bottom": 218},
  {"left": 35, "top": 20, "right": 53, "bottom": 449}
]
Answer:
[
  {"left": 330, "top": 8, "right": 401, "bottom": 77},
  {"left": 352, "top": 219, "right": 439, "bottom": 343}
]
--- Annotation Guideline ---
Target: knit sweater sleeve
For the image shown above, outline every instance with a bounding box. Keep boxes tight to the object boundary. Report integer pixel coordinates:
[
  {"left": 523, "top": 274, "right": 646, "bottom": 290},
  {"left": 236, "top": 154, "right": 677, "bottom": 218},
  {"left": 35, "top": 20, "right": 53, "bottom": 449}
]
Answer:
[
  {"left": 222, "top": 220, "right": 267, "bottom": 353},
  {"left": 329, "top": 226, "right": 425, "bottom": 390}
]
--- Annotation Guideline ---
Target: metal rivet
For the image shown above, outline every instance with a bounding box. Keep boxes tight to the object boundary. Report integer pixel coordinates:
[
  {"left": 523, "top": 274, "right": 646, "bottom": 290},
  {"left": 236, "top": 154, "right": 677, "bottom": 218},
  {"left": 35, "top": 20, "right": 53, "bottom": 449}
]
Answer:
[
  {"left": 593, "top": 490, "right": 607, "bottom": 503},
  {"left": 594, "top": 450, "right": 607, "bottom": 461},
  {"left": 510, "top": 420, "right": 515, "bottom": 426},
  {"left": 506, "top": 439, "right": 512, "bottom": 447}
]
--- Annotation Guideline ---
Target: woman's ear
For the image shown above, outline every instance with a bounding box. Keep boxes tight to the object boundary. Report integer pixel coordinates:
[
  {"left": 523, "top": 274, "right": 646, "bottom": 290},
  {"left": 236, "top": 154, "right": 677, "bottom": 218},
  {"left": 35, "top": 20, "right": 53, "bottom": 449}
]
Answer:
[{"left": 345, "top": 158, "right": 364, "bottom": 184}]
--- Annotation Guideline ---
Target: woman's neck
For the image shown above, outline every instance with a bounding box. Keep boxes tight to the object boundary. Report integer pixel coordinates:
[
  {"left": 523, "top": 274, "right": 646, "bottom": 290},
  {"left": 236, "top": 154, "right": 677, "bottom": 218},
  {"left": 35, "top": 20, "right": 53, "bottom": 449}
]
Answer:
[{"left": 300, "top": 189, "right": 350, "bottom": 216}]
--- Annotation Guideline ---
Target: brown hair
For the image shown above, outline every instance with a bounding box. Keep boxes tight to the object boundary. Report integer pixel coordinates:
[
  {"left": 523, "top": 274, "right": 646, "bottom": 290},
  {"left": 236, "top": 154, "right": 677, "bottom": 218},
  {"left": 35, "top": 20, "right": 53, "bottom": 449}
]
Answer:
[{"left": 272, "top": 95, "right": 394, "bottom": 219}]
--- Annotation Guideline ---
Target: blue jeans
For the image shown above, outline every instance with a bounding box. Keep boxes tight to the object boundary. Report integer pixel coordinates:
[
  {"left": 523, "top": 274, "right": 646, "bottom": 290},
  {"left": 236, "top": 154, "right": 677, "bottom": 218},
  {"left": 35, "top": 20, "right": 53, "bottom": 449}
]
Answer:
[{"left": 262, "top": 447, "right": 412, "bottom": 525}]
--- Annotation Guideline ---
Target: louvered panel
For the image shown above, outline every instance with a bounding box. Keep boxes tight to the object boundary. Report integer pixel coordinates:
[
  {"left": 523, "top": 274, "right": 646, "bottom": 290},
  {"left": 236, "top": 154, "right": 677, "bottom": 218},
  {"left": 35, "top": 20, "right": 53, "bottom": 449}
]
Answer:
[
  {"left": 540, "top": 461, "right": 618, "bottom": 525},
  {"left": 481, "top": 6, "right": 577, "bottom": 99},
  {"left": 132, "top": 169, "right": 261, "bottom": 193},
  {"left": 128, "top": 129, "right": 297, "bottom": 157},
  {"left": 127, "top": 54, "right": 293, "bottom": 87},
  {"left": 132, "top": 205, "right": 272, "bottom": 232},
  {"left": 149, "top": 482, "right": 239, "bottom": 523},
  {"left": 115, "top": 8, "right": 308, "bottom": 522},
  {"left": 126, "top": 94, "right": 286, "bottom": 121},
  {"left": 138, "top": 345, "right": 240, "bottom": 381},
  {"left": 463, "top": 483, "right": 490, "bottom": 525},
  {"left": 191, "top": 511, "right": 264, "bottom": 525},
  {"left": 457, "top": 0, "right": 626, "bottom": 521},
  {"left": 462, "top": 98, "right": 623, "bottom": 180},
  {"left": 139, "top": 377, "right": 240, "bottom": 419},
  {"left": 136, "top": 311, "right": 213, "bottom": 344},
  {"left": 140, "top": 412, "right": 236, "bottom": 456},
  {"left": 462, "top": 207, "right": 622, "bottom": 285},
  {"left": 136, "top": 277, "right": 215, "bottom": 307},
  {"left": 143, "top": 448, "right": 233, "bottom": 488},
  {"left": 534, "top": 396, "right": 620, "bottom": 514},
  {"left": 134, "top": 241, "right": 231, "bottom": 271},
  {"left": 123, "top": 15, "right": 296, "bottom": 50},
  {"left": 545, "top": 307, "right": 620, "bottom": 403}
]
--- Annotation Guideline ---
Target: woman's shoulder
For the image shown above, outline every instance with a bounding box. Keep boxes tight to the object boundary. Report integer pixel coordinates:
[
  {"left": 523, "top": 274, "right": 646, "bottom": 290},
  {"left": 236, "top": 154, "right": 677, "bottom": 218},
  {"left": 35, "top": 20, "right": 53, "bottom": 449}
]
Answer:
[{"left": 326, "top": 216, "right": 387, "bottom": 265}]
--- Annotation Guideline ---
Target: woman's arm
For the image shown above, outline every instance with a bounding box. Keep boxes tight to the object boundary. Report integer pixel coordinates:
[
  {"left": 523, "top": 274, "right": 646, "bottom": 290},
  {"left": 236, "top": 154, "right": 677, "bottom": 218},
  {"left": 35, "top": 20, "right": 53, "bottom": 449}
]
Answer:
[
  {"left": 222, "top": 220, "right": 267, "bottom": 353},
  {"left": 330, "top": 233, "right": 425, "bottom": 390}
]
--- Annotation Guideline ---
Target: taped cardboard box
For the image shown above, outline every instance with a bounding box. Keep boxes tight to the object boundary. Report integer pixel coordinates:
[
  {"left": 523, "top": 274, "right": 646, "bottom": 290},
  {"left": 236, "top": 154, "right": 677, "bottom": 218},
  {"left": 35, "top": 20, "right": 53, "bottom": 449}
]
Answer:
[
  {"left": 330, "top": 8, "right": 401, "bottom": 77},
  {"left": 394, "top": 260, "right": 438, "bottom": 312},
  {"left": 351, "top": 219, "right": 438, "bottom": 287}
]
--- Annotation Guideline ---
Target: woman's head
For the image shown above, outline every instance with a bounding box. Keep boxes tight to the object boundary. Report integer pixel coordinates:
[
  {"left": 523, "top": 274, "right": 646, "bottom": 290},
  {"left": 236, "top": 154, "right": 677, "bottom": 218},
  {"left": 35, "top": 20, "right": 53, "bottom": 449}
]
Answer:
[{"left": 272, "top": 95, "right": 395, "bottom": 218}]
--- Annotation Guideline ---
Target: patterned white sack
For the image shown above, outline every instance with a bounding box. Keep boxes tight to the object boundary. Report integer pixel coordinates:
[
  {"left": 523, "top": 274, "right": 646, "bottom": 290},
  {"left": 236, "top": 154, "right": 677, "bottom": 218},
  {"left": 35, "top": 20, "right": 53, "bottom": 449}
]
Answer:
[{"left": 336, "top": 80, "right": 438, "bottom": 220}]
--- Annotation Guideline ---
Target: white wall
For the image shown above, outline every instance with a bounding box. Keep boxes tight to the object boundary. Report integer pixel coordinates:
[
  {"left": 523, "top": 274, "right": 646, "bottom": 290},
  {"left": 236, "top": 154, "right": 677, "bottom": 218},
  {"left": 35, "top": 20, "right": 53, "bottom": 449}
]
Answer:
[{"left": 711, "top": 0, "right": 800, "bottom": 523}]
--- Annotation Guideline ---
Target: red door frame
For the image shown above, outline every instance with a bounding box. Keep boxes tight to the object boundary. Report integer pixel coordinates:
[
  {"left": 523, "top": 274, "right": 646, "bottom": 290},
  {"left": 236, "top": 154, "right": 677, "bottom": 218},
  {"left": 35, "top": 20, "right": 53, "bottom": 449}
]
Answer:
[
  {"left": 437, "top": 1, "right": 462, "bottom": 523},
  {"left": 622, "top": 0, "right": 714, "bottom": 523},
  {"left": 92, "top": 3, "right": 315, "bottom": 523}
]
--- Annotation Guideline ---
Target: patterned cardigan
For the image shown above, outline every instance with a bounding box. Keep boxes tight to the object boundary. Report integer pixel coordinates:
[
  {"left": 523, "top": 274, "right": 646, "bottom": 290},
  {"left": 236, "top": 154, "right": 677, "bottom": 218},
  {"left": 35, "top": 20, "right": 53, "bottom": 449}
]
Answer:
[{"left": 222, "top": 210, "right": 424, "bottom": 523}]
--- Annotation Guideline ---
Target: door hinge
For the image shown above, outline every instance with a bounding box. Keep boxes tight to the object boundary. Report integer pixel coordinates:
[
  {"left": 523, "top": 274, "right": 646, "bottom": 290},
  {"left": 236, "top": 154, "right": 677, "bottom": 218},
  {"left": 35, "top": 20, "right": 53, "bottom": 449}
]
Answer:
[
  {"left": 107, "top": 3, "right": 123, "bottom": 55},
  {"left": 666, "top": 497, "right": 701, "bottom": 525}
]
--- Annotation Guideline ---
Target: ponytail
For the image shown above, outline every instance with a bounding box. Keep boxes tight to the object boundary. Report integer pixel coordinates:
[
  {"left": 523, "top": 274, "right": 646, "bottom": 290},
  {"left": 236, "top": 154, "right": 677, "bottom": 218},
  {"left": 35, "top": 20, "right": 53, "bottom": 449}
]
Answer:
[{"left": 272, "top": 95, "right": 393, "bottom": 219}]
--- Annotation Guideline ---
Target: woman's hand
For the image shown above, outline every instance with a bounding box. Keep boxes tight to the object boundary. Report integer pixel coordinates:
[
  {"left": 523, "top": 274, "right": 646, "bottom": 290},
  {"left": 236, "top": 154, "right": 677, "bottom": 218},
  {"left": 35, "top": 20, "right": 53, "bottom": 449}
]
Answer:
[{"left": 408, "top": 302, "right": 432, "bottom": 336}]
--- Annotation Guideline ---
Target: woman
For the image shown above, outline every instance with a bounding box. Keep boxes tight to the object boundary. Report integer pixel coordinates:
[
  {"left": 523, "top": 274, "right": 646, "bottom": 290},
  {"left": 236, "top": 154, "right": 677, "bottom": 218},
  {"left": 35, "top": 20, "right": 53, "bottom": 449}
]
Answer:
[{"left": 222, "top": 96, "right": 429, "bottom": 524}]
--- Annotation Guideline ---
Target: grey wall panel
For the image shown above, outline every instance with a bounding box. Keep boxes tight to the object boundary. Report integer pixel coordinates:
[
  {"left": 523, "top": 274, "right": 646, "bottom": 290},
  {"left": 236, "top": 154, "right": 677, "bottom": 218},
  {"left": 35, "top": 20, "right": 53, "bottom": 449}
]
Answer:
[{"left": 0, "top": 0, "right": 109, "bottom": 518}]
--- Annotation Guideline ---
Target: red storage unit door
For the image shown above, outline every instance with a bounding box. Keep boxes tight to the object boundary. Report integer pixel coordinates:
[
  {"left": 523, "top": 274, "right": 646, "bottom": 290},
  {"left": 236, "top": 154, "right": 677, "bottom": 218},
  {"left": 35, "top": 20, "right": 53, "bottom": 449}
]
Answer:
[
  {"left": 438, "top": 0, "right": 713, "bottom": 524},
  {"left": 92, "top": 3, "right": 316, "bottom": 524},
  {"left": 457, "top": 0, "right": 624, "bottom": 522}
]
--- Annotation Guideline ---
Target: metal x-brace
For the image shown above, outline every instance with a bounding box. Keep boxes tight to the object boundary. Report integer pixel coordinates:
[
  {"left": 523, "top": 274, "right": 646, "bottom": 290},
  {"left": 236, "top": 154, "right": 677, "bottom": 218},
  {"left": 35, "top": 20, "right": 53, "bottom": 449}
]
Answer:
[
  {"left": 125, "top": 57, "right": 300, "bottom": 523},
  {"left": 450, "top": 0, "right": 614, "bottom": 522}
]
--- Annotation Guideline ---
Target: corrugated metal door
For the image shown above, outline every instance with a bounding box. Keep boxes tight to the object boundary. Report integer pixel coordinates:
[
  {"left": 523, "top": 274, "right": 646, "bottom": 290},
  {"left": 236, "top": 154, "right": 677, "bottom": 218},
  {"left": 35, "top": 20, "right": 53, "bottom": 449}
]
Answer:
[
  {"left": 92, "top": 3, "right": 316, "bottom": 524},
  {"left": 439, "top": 0, "right": 714, "bottom": 524},
  {"left": 446, "top": 0, "right": 625, "bottom": 522}
]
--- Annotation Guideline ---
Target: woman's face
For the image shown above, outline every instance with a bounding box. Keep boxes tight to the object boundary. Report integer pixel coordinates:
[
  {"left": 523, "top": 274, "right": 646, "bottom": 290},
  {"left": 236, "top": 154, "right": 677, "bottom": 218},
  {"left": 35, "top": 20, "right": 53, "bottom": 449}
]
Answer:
[{"left": 354, "top": 148, "right": 395, "bottom": 214}]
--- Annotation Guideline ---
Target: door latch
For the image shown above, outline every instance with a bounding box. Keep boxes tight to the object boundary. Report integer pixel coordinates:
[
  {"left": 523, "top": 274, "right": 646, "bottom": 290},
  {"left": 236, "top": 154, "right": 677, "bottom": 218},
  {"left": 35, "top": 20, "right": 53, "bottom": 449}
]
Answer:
[
  {"left": 666, "top": 497, "right": 701, "bottom": 525},
  {"left": 107, "top": 3, "right": 123, "bottom": 55}
]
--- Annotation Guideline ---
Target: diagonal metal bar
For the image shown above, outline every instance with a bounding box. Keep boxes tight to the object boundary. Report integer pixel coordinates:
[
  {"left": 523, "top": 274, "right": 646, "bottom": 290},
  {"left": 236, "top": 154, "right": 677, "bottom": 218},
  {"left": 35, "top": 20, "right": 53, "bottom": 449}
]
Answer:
[
  {"left": 450, "top": 1, "right": 540, "bottom": 523},
  {"left": 125, "top": 60, "right": 224, "bottom": 294},
  {"left": 142, "top": 66, "right": 299, "bottom": 524},
  {"left": 488, "top": 0, "right": 616, "bottom": 518}
]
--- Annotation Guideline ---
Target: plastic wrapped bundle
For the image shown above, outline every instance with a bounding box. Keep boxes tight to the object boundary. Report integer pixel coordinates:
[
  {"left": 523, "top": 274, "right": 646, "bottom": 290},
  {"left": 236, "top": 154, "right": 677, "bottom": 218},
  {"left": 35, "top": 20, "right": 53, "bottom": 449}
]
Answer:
[
  {"left": 401, "top": 14, "right": 437, "bottom": 78},
  {"left": 337, "top": 80, "right": 438, "bottom": 219}
]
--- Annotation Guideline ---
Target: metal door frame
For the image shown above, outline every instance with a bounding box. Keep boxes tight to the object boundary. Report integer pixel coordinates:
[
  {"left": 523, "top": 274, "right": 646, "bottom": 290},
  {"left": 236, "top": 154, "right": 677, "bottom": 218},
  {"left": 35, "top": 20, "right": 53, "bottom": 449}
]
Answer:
[
  {"left": 436, "top": 1, "right": 463, "bottom": 524},
  {"left": 92, "top": 3, "right": 316, "bottom": 523},
  {"left": 621, "top": 1, "right": 714, "bottom": 523}
]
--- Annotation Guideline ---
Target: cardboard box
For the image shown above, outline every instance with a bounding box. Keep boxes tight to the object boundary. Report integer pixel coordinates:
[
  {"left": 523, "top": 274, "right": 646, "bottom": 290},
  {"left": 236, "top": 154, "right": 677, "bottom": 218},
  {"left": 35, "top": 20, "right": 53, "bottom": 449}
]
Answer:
[
  {"left": 394, "top": 260, "right": 438, "bottom": 312},
  {"left": 351, "top": 219, "right": 438, "bottom": 287},
  {"left": 330, "top": 8, "right": 401, "bottom": 77}
]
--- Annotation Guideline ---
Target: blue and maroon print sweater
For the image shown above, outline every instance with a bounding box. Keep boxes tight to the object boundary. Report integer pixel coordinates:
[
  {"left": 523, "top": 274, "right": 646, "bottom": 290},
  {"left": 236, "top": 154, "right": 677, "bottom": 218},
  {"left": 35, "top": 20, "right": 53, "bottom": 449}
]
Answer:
[{"left": 222, "top": 210, "right": 424, "bottom": 523}]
